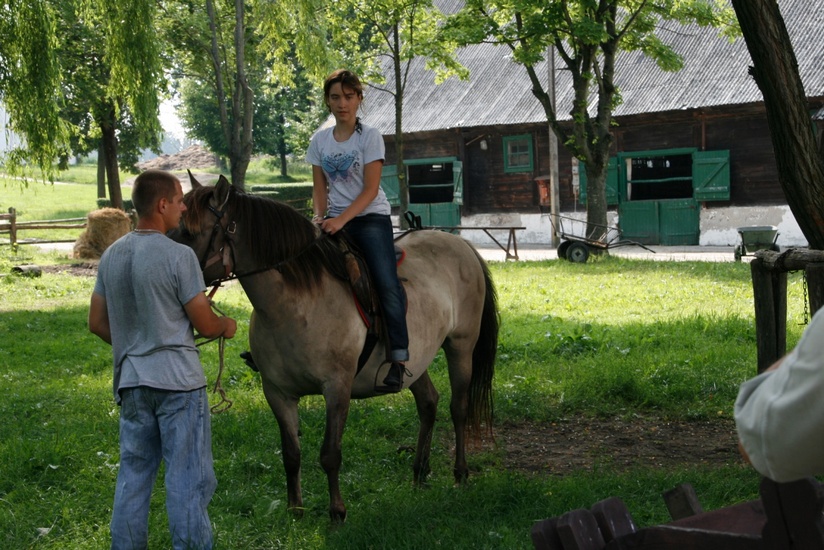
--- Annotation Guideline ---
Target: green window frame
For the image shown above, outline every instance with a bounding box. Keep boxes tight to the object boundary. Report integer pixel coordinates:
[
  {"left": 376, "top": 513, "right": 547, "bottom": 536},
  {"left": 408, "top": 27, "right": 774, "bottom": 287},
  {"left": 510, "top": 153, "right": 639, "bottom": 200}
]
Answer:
[{"left": 503, "top": 134, "right": 533, "bottom": 173}]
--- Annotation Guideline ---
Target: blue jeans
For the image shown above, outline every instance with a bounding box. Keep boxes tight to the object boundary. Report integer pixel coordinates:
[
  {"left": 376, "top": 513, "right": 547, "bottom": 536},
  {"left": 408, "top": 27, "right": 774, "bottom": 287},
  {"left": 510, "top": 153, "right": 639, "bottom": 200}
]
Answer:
[
  {"left": 344, "top": 214, "right": 409, "bottom": 361},
  {"left": 111, "top": 387, "right": 216, "bottom": 550}
]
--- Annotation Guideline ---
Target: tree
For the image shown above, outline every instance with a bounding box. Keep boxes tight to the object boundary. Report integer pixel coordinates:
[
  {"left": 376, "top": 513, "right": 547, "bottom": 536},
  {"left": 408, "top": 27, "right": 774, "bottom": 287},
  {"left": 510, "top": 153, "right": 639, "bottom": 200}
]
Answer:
[
  {"left": 58, "top": 1, "right": 162, "bottom": 206},
  {"left": 344, "top": 0, "right": 468, "bottom": 224},
  {"left": 260, "top": 0, "right": 467, "bottom": 224},
  {"left": 161, "top": 0, "right": 254, "bottom": 189},
  {"left": 0, "top": 0, "right": 68, "bottom": 181},
  {"left": 447, "top": 0, "right": 735, "bottom": 236},
  {"left": 730, "top": 0, "right": 824, "bottom": 249},
  {"left": 1, "top": 0, "right": 165, "bottom": 209}
]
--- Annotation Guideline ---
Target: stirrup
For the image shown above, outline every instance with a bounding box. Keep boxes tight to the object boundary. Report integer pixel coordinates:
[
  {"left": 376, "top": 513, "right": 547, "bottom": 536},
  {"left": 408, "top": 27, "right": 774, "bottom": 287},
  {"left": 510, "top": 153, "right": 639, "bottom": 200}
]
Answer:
[{"left": 375, "top": 361, "right": 406, "bottom": 393}]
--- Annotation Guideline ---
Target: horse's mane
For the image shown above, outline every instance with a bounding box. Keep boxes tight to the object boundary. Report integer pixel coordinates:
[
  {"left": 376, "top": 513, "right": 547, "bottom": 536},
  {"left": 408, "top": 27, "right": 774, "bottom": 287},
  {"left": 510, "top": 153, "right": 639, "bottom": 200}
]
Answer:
[{"left": 184, "top": 185, "right": 347, "bottom": 291}]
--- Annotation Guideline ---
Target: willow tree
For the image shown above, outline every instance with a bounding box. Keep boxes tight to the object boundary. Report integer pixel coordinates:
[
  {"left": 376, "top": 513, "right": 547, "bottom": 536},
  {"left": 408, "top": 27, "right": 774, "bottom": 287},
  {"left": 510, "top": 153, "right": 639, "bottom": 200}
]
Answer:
[
  {"left": 731, "top": 0, "right": 824, "bottom": 249},
  {"left": 0, "top": 0, "right": 68, "bottom": 181},
  {"left": 95, "top": 0, "right": 164, "bottom": 204},
  {"left": 1, "top": 0, "right": 164, "bottom": 208},
  {"left": 447, "top": 0, "right": 736, "bottom": 236}
]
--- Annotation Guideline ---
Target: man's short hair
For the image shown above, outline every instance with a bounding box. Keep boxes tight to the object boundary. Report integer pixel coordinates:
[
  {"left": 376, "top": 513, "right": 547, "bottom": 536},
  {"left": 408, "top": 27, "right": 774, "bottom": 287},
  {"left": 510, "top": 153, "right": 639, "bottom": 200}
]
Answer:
[{"left": 132, "top": 170, "right": 179, "bottom": 217}]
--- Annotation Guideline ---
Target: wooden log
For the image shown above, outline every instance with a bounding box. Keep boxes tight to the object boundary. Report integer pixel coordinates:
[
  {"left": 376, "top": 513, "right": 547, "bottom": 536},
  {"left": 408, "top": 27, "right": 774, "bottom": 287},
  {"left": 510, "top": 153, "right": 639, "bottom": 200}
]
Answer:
[
  {"left": 9, "top": 223, "right": 87, "bottom": 230},
  {"left": 751, "top": 258, "right": 787, "bottom": 373},
  {"left": 663, "top": 484, "right": 703, "bottom": 520},
  {"left": 14, "top": 217, "right": 87, "bottom": 226},
  {"left": 557, "top": 509, "right": 607, "bottom": 550},
  {"left": 668, "top": 500, "right": 765, "bottom": 535},
  {"left": 760, "top": 477, "right": 824, "bottom": 550},
  {"left": 591, "top": 497, "right": 637, "bottom": 542},
  {"left": 606, "top": 525, "right": 761, "bottom": 550},
  {"left": 754, "top": 248, "right": 824, "bottom": 272},
  {"left": 11, "top": 264, "right": 42, "bottom": 277},
  {"left": 531, "top": 517, "right": 565, "bottom": 550}
]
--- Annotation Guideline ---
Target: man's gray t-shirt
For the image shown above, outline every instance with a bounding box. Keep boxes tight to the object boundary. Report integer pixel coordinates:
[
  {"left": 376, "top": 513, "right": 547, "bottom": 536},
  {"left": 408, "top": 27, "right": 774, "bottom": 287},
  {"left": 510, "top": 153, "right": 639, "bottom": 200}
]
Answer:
[{"left": 94, "top": 232, "right": 207, "bottom": 404}]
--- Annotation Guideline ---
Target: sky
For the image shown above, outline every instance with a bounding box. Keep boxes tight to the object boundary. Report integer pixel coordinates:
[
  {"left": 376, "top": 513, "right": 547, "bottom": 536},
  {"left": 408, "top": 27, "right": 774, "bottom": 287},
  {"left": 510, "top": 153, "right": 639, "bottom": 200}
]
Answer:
[{"left": 159, "top": 100, "right": 185, "bottom": 139}]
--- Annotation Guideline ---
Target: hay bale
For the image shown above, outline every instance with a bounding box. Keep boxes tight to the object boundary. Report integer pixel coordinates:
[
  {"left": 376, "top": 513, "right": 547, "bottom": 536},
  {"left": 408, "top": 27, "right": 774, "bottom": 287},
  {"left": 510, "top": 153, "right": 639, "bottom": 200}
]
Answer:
[{"left": 73, "top": 208, "right": 132, "bottom": 259}]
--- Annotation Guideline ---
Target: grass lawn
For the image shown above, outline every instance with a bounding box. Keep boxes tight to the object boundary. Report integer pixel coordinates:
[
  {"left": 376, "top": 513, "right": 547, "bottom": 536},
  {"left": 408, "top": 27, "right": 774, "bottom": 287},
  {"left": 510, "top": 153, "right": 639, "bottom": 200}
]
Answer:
[{"left": 0, "top": 173, "right": 810, "bottom": 548}]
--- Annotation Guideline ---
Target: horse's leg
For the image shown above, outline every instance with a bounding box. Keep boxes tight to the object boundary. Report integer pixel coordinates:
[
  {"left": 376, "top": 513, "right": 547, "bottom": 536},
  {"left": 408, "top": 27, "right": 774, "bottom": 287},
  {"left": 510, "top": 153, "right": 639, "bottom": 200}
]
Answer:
[
  {"left": 444, "top": 344, "right": 473, "bottom": 484},
  {"left": 261, "top": 381, "right": 304, "bottom": 516},
  {"left": 320, "top": 384, "right": 352, "bottom": 523},
  {"left": 409, "top": 371, "right": 439, "bottom": 485}
]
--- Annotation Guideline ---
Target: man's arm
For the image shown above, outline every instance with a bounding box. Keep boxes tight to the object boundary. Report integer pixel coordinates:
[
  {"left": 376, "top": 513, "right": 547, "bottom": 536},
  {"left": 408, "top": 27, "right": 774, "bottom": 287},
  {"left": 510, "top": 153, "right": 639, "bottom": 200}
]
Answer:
[
  {"left": 184, "top": 292, "right": 237, "bottom": 340},
  {"left": 88, "top": 292, "right": 112, "bottom": 345}
]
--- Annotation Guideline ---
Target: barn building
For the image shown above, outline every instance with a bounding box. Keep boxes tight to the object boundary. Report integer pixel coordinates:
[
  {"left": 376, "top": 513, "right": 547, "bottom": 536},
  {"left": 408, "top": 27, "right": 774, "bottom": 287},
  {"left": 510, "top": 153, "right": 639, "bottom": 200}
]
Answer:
[{"left": 358, "top": 0, "right": 824, "bottom": 248}]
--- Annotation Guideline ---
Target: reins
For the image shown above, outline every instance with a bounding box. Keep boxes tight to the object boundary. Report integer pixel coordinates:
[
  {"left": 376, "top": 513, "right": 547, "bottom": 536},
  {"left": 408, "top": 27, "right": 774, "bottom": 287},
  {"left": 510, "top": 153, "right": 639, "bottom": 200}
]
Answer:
[{"left": 196, "top": 296, "right": 233, "bottom": 414}]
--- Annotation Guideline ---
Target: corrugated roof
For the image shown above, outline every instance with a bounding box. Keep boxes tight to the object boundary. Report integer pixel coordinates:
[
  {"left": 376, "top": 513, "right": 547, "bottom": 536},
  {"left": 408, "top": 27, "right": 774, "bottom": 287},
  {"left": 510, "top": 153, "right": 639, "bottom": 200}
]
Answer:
[{"left": 358, "top": 0, "right": 824, "bottom": 135}]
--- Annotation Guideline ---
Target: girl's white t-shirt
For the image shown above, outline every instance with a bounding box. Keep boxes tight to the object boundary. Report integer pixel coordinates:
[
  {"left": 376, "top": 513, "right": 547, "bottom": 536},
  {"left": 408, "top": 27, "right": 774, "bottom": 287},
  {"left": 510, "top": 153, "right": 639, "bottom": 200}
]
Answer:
[{"left": 306, "top": 123, "right": 391, "bottom": 217}]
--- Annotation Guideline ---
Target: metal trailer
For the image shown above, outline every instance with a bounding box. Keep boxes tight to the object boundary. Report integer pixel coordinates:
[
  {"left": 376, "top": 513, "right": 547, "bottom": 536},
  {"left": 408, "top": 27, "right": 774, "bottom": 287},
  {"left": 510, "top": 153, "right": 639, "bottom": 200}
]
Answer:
[
  {"left": 549, "top": 213, "right": 656, "bottom": 263},
  {"left": 734, "top": 225, "right": 780, "bottom": 261}
]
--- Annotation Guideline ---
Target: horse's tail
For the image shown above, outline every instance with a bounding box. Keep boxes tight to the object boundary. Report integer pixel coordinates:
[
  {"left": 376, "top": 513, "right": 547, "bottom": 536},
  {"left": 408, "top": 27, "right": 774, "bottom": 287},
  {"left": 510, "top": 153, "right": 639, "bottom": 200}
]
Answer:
[{"left": 467, "top": 248, "right": 499, "bottom": 439}]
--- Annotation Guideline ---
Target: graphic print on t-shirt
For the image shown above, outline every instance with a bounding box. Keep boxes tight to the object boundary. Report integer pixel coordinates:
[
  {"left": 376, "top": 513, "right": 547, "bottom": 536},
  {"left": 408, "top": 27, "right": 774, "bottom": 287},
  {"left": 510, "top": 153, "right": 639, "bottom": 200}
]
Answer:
[{"left": 322, "top": 151, "right": 358, "bottom": 182}]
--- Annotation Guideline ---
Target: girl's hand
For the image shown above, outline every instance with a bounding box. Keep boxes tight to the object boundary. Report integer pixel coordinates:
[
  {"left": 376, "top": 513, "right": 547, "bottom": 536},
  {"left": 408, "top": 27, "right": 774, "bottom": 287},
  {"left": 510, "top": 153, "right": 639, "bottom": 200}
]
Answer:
[{"left": 321, "top": 217, "right": 346, "bottom": 235}]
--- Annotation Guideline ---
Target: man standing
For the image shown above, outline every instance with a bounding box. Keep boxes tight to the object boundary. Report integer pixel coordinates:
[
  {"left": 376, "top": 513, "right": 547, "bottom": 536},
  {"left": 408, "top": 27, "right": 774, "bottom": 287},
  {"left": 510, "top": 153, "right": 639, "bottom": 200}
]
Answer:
[{"left": 89, "top": 169, "right": 237, "bottom": 549}]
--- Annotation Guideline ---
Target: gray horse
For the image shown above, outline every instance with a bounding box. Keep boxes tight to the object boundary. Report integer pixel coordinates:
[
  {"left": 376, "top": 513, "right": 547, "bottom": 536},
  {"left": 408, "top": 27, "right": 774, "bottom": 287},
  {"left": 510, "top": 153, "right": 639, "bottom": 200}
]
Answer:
[{"left": 173, "top": 174, "right": 498, "bottom": 522}]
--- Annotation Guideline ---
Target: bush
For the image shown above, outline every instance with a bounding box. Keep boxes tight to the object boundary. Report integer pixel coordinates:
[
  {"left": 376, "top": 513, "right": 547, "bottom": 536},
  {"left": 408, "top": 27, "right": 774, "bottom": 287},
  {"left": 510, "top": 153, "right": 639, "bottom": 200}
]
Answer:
[{"left": 96, "top": 198, "right": 134, "bottom": 211}]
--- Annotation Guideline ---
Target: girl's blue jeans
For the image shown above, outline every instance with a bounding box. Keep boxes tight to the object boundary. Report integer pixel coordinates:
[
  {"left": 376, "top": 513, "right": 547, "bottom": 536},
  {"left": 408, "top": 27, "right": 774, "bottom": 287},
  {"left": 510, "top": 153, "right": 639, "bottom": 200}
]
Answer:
[
  {"left": 344, "top": 213, "right": 410, "bottom": 361},
  {"left": 111, "top": 386, "right": 216, "bottom": 550}
]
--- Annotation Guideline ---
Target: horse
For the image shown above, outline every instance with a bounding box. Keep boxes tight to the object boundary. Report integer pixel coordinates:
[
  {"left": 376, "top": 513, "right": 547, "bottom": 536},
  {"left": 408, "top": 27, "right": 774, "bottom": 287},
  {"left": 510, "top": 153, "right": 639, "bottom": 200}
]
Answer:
[{"left": 172, "top": 174, "right": 499, "bottom": 522}]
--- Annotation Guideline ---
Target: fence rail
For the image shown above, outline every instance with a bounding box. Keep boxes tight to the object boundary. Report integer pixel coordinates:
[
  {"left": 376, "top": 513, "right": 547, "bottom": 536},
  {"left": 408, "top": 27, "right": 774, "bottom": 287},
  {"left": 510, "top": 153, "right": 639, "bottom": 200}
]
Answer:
[{"left": 0, "top": 207, "right": 87, "bottom": 247}]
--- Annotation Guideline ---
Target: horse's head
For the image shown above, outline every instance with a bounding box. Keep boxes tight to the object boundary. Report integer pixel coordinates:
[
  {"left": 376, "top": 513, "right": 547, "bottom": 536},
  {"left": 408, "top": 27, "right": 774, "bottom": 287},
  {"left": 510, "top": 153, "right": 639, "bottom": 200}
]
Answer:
[
  {"left": 169, "top": 171, "right": 237, "bottom": 285},
  {"left": 170, "top": 169, "right": 334, "bottom": 290}
]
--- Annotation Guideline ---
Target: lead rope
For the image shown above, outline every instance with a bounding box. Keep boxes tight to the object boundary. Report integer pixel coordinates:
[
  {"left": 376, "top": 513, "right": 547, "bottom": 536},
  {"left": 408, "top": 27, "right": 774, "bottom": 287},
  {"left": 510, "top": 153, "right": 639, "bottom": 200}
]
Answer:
[{"left": 196, "top": 289, "right": 233, "bottom": 414}]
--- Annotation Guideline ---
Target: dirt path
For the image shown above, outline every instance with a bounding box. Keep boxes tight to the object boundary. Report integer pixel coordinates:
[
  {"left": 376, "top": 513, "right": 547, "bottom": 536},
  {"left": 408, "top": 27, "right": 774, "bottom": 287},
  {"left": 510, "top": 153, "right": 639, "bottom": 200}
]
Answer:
[{"left": 497, "top": 415, "right": 740, "bottom": 476}]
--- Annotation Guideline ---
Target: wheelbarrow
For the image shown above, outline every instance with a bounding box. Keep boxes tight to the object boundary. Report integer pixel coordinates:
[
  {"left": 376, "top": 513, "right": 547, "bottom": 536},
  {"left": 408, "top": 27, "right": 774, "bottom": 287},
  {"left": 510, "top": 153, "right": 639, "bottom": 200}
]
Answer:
[
  {"left": 549, "top": 213, "right": 655, "bottom": 263},
  {"left": 734, "top": 225, "right": 779, "bottom": 262}
]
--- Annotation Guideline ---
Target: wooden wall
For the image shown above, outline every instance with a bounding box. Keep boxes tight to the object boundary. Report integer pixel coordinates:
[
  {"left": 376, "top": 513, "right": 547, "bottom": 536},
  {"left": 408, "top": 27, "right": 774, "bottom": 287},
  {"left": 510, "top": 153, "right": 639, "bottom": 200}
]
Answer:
[{"left": 382, "top": 101, "right": 822, "bottom": 214}]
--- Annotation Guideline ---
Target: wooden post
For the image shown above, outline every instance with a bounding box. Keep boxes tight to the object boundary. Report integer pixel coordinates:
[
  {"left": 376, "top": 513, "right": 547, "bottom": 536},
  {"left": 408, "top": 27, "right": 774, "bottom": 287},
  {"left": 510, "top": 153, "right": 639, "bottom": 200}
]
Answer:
[
  {"left": 805, "top": 262, "right": 824, "bottom": 317},
  {"left": 663, "top": 483, "right": 704, "bottom": 520},
  {"left": 751, "top": 258, "right": 787, "bottom": 373},
  {"left": 9, "top": 207, "right": 16, "bottom": 247}
]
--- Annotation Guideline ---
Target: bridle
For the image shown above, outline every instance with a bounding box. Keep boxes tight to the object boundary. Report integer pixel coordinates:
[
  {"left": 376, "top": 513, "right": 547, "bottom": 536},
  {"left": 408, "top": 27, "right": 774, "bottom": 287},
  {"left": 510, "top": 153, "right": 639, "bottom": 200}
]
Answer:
[
  {"left": 198, "top": 187, "right": 237, "bottom": 288},
  {"left": 195, "top": 186, "right": 328, "bottom": 291}
]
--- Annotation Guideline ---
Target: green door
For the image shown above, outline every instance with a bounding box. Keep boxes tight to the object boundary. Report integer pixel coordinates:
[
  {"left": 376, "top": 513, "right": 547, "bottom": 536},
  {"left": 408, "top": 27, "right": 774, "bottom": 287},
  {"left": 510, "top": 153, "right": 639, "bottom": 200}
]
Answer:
[
  {"left": 619, "top": 199, "right": 699, "bottom": 245},
  {"left": 611, "top": 149, "right": 729, "bottom": 245},
  {"left": 618, "top": 201, "right": 659, "bottom": 244},
  {"left": 381, "top": 164, "right": 401, "bottom": 207},
  {"left": 659, "top": 199, "right": 699, "bottom": 245}
]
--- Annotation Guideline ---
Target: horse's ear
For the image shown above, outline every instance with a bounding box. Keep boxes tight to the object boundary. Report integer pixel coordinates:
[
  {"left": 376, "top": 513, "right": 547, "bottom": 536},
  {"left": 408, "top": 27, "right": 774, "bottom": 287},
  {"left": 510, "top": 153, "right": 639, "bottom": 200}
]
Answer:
[
  {"left": 214, "top": 175, "right": 232, "bottom": 207},
  {"left": 188, "top": 169, "right": 202, "bottom": 189}
]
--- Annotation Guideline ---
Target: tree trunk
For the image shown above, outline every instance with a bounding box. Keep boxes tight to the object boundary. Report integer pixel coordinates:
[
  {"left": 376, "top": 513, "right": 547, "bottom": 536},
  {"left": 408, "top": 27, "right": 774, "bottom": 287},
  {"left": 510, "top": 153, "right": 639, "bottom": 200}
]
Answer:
[
  {"left": 731, "top": 0, "right": 824, "bottom": 249},
  {"left": 97, "top": 143, "right": 106, "bottom": 199},
  {"left": 100, "top": 105, "right": 123, "bottom": 210},
  {"left": 392, "top": 24, "right": 409, "bottom": 229},
  {"left": 229, "top": 0, "right": 253, "bottom": 191},
  {"left": 279, "top": 148, "right": 288, "bottom": 178},
  {"left": 278, "top": 113, "right": 288, "bottom": 177}
]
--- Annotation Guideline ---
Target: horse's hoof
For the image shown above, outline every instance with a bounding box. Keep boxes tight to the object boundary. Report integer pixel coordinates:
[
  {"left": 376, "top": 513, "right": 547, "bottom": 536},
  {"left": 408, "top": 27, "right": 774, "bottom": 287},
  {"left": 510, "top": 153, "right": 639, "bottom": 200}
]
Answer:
[
  {"left": 287, "top": 505, "right": 305, "bottom": 519},
  {"left": 329, "top": 508, "right": 347, "bottom": 523}
]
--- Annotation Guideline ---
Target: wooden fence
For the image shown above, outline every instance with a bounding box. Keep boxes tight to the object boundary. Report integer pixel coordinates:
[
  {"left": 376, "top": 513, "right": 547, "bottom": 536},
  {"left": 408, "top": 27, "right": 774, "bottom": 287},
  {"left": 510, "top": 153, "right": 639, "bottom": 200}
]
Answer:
[
  {"left": 750, "top": 248, "right": 824, "bottom": 372},
  {"left": 0, "top": 207, "right": 87, "bottom": 247}
]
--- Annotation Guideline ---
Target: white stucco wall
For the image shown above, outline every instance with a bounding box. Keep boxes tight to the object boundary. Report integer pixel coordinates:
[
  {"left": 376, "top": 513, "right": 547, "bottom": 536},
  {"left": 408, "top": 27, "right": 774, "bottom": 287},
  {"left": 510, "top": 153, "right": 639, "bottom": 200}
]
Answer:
[
  {"left": 698, "top": 205, "right": 807, "bottom": 247},
  {"left": 457, "top": 205, "right": 809, "bottom": 248}
]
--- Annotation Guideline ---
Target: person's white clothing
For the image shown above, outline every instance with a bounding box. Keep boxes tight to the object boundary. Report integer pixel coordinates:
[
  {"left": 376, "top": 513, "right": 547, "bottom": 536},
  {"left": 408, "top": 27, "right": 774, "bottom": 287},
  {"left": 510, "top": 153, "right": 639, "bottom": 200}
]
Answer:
[{"left": 735, "top": 307, "right": 824, "bottom": 482}]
